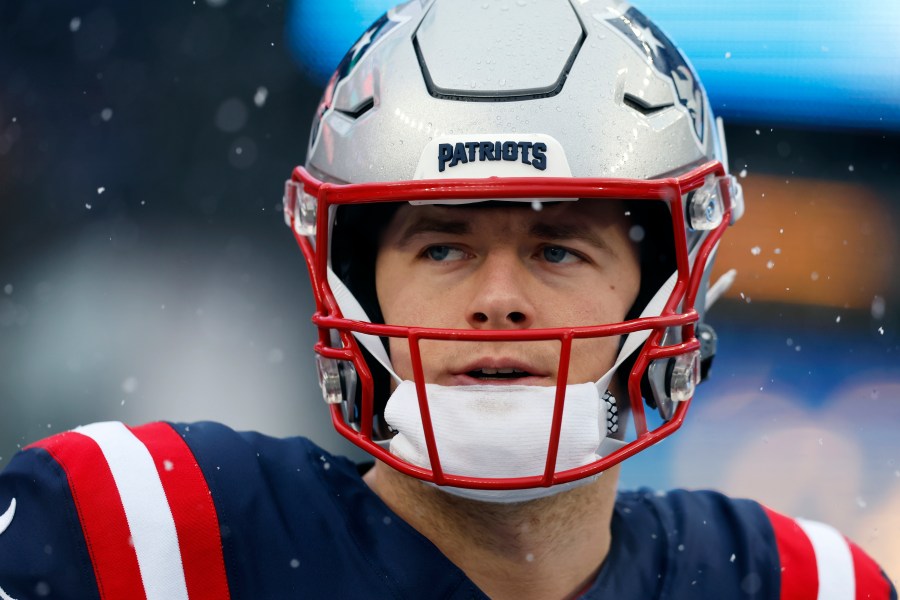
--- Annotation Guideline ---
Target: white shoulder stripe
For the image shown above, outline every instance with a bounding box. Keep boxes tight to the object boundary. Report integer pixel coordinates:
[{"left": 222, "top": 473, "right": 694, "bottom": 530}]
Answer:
[
  {"left": 0, "top": 498, "right": 15, "bottom": 536},
  {"left": 796, "top": 518, "right": 855, "bottom": 600},
  {"left": 0, "top": 583, "right": 18, "bottom": 600},
  {"left": 75, "top": 422, "right": 189, "bottom": 600}
]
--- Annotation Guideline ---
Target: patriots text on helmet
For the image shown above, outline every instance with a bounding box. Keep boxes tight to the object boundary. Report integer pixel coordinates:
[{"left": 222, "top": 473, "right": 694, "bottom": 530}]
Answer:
[{"left": 437, "top": 141, "right": 547, "bottom": 173}]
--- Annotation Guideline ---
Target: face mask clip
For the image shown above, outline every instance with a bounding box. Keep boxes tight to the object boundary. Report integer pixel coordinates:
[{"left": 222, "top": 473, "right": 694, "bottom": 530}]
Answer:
[{"left": 284, "top": 179, "right": 318, "bottom": 235}]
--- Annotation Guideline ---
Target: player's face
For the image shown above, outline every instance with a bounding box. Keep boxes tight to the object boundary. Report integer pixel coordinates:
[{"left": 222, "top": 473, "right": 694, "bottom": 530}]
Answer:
[{"left": 375, "top": 200, "right": 641, "bottom": 387}]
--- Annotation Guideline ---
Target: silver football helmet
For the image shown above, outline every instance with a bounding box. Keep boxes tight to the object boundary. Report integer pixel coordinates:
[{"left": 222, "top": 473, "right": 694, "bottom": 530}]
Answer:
[{"left": 285, "top": 0, "right": 743, "bottom": 491}]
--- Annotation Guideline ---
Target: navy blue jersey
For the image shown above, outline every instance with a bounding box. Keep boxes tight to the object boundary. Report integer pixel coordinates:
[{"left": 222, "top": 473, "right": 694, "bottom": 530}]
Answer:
[{"left": 0, "top": 421, "right": 894, "bottom": 599}]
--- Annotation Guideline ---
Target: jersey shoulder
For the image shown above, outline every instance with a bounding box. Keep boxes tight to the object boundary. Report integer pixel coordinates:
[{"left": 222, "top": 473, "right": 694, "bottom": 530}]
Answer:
[
  {"left": 0, "top": 428, "right": 101, "bottom": 599},
  {"left": 0, "top": 421, "right": 241, "bottom": 599},
  {"left": 179, "top": 422, "right": 482, "bottom": 599},
  {"left": 756, "top": 500, "right": 896, "bottom": 600},
  {"left": 598, "top": 488, "right": 895, "bottom": 600},
  {"left": 1, "top": 421, "right": 481, "bottom": 600}
]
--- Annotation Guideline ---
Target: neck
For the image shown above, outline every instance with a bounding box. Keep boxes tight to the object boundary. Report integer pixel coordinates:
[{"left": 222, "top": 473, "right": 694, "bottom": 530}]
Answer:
[{"left": 364, "top": 463, "right": 620, "bottom": 600}]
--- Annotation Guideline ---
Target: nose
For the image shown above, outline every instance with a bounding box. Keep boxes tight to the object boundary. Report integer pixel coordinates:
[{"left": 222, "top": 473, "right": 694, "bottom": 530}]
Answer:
[{"left": 465, "top": 251, "right": 536, "bottom": 329}]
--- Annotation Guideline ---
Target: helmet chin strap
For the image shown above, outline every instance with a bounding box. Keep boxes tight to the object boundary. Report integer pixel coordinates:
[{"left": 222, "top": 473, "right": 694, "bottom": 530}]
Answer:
[{"left": 706, "top": 268, "right": 737, "bottom": 311}]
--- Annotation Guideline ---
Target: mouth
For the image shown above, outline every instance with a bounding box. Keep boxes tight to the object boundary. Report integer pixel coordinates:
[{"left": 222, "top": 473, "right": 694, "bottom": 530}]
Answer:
[
  {"left": 452, "top": 360, "right": 549, "bottom": 386},
  {"left": 466, "top": 367, "right": 533, "bottom": 381}
]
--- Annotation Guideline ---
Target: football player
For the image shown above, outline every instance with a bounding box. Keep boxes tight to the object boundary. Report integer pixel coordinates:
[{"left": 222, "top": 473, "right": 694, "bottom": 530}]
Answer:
[{"left": 0, "top": 1, "right": 895, "bottom": 598}]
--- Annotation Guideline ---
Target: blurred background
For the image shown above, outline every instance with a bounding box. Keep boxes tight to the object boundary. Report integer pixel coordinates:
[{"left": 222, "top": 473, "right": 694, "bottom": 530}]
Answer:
[{"left": 1, "top": 0, "right": 897, "bottom": 583}]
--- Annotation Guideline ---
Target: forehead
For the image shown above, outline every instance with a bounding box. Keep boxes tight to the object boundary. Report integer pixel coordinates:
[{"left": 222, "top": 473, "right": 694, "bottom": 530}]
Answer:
[{"left": 380, "top": 199, "right": 632, "bottom": 243}]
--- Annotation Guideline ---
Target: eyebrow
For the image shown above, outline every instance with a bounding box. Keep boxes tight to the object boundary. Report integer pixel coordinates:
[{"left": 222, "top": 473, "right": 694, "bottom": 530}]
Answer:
[
  {"left": 392, "top": 208, "right": 617, "bottom": 252},
  {"left": 528, "top": 221, "right": 613, "bottom": 253},
  {"left": 393, "top": 215, "right": 471, "bottom": 247}
]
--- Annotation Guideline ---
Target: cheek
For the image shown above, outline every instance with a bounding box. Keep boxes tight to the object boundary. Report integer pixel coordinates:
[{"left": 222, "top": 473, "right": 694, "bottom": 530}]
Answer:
[
  {"left": 569, "top": 337, "right": 622, "bottom": 383},
  {"left": 548, "top": 282, "right": 637, "bottom": 327},
  {"left": 387, "top": 337, "right": 413, "bottom": 381},
  {"left": 376, "top": 252, "right": 447, "bottom": 327},
  {"left": 554, "top": 272, "right": 641, "bottom": 383}
]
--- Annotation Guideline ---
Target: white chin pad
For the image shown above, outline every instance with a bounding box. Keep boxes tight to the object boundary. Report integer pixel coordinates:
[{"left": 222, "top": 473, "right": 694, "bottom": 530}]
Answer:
[{"left": 385, "top": 381, "right": 604, "bottom": 479}]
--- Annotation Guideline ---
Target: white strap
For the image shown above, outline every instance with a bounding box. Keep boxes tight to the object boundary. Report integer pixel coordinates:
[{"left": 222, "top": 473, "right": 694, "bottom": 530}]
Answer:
[
  {"left": 327, "top": 267, "right": 402, "bottom": 383},
  {"left": 706, "top": 268, "right": 736, "bottom": 311},
  {"left": 797, "top": 518, "right": 855, "bottom": 600},
  {"left": 0, "top": 498, "right": 14, "bottom": 535},
  {"left": 0, "top": 584, "right": 17, "bottom": 600},
  {"left": 594, "top": 268, "right": 678, "bottom": 392},
  {"left": 716, "top": 116, "right": 730, "bottom": 173},
  {"left": 75, "top": 422, "right": 189, "bottom": 600}
]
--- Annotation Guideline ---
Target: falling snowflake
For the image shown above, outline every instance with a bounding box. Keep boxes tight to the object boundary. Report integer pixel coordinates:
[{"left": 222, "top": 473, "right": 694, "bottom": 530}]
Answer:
[
  {"left": 254, "top": 87, "right": 269, "bottom": 107},
  {"left": 122, "top": 377, "right": 139, "bottom": 394},
  {"left": 871, "top": 296, "right": 886, "bottom": 319}
]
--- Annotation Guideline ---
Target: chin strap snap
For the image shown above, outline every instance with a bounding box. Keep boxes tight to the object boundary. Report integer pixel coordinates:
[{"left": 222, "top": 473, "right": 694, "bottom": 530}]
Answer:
[{"left": 603, "top": 390, "right": 619, "bottom": 435}]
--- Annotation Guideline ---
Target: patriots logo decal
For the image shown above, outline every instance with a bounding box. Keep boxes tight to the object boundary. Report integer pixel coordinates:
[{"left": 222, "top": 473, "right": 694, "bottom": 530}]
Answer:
[{"left": 602, "top": 4, "right": 706, "bottom": 145}]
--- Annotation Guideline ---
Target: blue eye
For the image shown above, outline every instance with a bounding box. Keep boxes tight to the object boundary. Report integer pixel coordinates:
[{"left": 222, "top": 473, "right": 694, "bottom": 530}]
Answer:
[
  {"left": 542, "top": 246, "right": 576, "bottom": 264},
  {"left": 427, "top": 246, "right": 450, "bottom": 260},
  {"left": 425, "top": 246, "right": 459, "bottom": 261}
]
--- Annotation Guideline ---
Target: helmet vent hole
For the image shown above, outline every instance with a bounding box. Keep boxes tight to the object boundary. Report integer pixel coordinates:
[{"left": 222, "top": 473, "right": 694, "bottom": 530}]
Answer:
[
  {"left": 336, "top": 97, "right": 375, "bottom": 120},
  {"left": 623, "top": 93, "right": 673, "bottom": 116}
]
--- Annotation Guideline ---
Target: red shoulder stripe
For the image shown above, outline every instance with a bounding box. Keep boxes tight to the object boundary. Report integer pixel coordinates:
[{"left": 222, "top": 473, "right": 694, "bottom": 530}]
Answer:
[
  {"left": 29, "top": 431, "right": 147, "bottom": 600},
  {"left": 846, "top": 537, "right": 892, "bottom": 600},
  {"left": 129, "top": 423, "right": 230, "bottom": 600},
  {"left": 762, "top": 506, "right": 819, "bottom": 600}
]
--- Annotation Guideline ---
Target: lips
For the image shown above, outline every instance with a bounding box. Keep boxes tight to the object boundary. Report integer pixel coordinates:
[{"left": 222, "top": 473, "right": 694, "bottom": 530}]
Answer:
[
  {"left": 467, "top": 367, "right": 528, "bottom": 378},
  {"left": 451, "top": 359, "right": 550, "bottom": 386}
]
